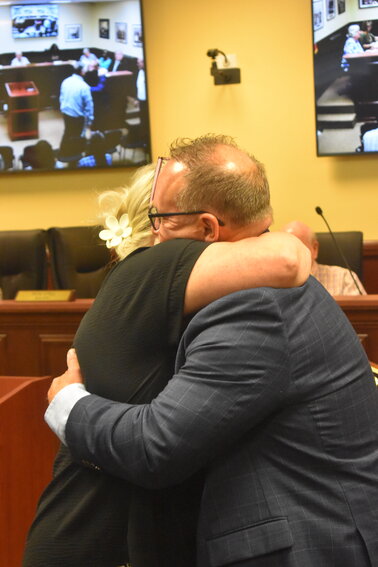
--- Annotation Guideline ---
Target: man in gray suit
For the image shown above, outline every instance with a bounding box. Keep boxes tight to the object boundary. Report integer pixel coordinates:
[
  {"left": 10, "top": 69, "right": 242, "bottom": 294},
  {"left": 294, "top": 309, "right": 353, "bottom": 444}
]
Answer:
[{"left": 47, "top": 135, "right": 378, "bottom": 566}]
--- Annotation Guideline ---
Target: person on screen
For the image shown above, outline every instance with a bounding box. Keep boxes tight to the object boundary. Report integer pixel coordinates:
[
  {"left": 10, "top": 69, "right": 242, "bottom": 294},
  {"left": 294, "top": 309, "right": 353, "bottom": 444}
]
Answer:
[
  {"left": 98, "top": 49, "right": 112, "bottom": 70},
  {"left": 48, "top": 43, "right": 60, "bottom": 62},
  {"left": 362, "top": 126, "right": 378, "bottom": 151},
  {"left": 77, "top": 131, "right": 111, "bottom": 168},
  {"left": 80, "top": 48, "right": 98, "bottom": 67},
  {"left": 341, "top": 24, "right": 364, "bottom": 71},
  {"left": 109, "top": 50, "right": 128, "bottom": 72},
  {"left": 359, "top": 20, "right": 377, "bottom": 50},
  {"left": 11, "top": 51, "right": 30, "bottom": 66},
  {"left": 21, "top": 140, "right": 56, "bottom": 170},
  {"left": 84, "top": 62, "right": 107, "bottom": 130},
  {"left": 84, "top": 61, "right": 106, "bottom": 90},
  {"left": 59, "top": 62, "right": 94, "bottom": 146},
  {"left": 282, "top": 220, "right": 366, "bottom": 295},
  {"left": 136, "top": 58, "right": 147, "bottom": 129}
]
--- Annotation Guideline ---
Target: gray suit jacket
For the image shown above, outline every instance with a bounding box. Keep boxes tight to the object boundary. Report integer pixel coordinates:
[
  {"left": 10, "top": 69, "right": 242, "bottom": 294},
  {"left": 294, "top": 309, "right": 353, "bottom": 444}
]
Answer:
[{"left": 66, "top": 277, "right": 378, "bottom": 566}]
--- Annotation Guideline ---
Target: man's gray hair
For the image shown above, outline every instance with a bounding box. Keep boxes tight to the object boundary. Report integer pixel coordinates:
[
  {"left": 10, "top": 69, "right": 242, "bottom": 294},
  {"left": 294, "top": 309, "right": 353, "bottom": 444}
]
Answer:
[
  {"left": 169, "top": 134, "right": 272, "bottom": 226},
  {"left": 348, "top": 24, "right": 360, "bottom": 37}
]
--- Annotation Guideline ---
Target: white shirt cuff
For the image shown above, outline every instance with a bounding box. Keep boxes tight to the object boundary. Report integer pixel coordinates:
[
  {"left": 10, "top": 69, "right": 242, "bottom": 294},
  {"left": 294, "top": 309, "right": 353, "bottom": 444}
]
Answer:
[{"left": 45, "top": 383, "right": 90, "bottom": 445}]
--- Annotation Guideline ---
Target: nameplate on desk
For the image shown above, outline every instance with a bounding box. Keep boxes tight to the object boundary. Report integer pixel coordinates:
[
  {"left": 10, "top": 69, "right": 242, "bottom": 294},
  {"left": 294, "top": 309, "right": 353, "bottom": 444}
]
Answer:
[{"left": 15, "top": 290, "right": 76, "bottom": 302}]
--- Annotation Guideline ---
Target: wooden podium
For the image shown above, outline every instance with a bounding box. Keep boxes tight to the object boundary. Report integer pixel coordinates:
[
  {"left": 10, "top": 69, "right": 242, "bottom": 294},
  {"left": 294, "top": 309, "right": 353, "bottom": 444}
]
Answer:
[
  {"left": 0, "top": 375, "right": 59, "bottom": 567},
  {"left": 5, "top": 81, "right": 39, "bottom": 140}
]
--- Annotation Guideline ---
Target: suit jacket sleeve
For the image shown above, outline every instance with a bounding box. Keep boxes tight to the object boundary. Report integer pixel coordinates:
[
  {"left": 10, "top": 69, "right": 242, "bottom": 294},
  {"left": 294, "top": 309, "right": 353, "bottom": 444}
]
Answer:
[{"left": 66, "top": 289, "right": 290, "bottom": 488}]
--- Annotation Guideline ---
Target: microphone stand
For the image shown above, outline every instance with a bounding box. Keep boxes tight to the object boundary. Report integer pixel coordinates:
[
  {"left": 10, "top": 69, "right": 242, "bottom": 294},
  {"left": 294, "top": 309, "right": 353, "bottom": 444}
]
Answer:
[{"left": 315, "top": 206, "right": 363, "bottom": 295}]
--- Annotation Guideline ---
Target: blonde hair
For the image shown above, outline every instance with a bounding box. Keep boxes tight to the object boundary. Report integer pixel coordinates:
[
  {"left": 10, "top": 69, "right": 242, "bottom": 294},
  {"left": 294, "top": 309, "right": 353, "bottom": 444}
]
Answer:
[{"left": 97, "top": 163, "right": 155, "bottom": 260}]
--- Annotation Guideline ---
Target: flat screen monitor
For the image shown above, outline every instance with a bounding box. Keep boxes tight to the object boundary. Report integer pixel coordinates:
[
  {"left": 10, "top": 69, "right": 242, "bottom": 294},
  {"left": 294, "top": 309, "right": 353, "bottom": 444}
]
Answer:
[
  {"left": 312, "top": 0, "right": 378, "bottom": 155},
  {"left": 0, "top": 0, "right": 151, "bottom": 173},
  {"left": 11, "top": 4, "right": 59, "bottom": 39}
]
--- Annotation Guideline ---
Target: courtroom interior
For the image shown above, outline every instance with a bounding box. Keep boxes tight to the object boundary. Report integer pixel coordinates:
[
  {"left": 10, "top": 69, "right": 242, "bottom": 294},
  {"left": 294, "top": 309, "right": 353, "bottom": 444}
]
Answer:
[{"left": 1, "top": 0, "right": 378, "bottom": 565}]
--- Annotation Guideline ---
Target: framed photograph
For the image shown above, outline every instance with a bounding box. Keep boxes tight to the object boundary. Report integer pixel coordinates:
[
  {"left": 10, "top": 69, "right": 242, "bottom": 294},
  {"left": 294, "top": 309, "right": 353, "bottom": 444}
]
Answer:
[
  {"left": 313, "top": 0, "right": 324, "bottom": 31},
  {"left": 359, "top": 0, "right": 378, "bottom": 6},
  {"left": 65, "top": 23, "right": 82, "bottom": 42},
  {"left": 115, "top": 22, "right": 127, "bottom": 43},
  {"left": 133, "top": 24, "right": 142, "bottom": 46},
  {"left": 326, "top": 0, "right": 336, "bottom": 20},
  {"left": 338, "top": 0, "right": 346, "bottom": 14},
  {"left": 99, "top": 18, "right": 109, "bottom": 39}
]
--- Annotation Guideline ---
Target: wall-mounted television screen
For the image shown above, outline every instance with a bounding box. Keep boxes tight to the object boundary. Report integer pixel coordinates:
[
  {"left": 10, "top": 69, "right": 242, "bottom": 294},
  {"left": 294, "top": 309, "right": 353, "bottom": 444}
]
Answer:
[
  {"left": 312, "top": 0, "right": 378, "bottom": 155},
  {"left": 12, "top": 4, "right": 59, "bottom": 39},
  {"left": 0, "top": 0, "right": 151, "bottom": 173}
]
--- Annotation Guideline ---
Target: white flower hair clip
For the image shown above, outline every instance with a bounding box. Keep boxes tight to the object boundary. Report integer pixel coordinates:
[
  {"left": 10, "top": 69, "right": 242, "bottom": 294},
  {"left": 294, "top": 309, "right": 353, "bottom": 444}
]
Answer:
[{"left": 99, "top": 214, "right": 132, "bottom": 248}]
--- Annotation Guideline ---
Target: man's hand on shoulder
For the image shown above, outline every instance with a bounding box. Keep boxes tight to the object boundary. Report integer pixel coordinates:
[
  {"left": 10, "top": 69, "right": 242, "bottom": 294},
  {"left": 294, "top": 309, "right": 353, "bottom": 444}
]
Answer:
[{"left": 48, "top": 348, "right": 83, "bottom": 403}]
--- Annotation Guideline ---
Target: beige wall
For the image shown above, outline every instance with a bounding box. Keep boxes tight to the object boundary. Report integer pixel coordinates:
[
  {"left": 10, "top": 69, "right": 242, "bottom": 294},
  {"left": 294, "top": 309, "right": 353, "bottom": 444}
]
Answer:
[{"left": 1, "top": 0, "right": 377, "bottom": 238}]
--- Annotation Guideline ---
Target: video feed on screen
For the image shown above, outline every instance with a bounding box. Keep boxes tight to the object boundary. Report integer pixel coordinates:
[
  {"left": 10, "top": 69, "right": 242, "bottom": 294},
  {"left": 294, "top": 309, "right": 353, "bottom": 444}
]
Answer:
[
  {"left": 0, "top": 0, "right": 151, "bottom": 174},
  {"left": 12, "top": 4, "right": 58, "bottom": 39},
  {"left": 312, "top": 0, "right": 378, "bottom": 155}
]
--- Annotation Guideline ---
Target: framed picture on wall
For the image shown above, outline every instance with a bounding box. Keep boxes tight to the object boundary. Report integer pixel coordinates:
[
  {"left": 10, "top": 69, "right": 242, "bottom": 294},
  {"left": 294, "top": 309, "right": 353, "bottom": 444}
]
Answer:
[
  {"left": 99, "top": 18, "right": 109, "bottom": 39},
  {"left": 115, "top": 22, "right": 127, "bottom": 43},
  {"left": 338, "top": 0, "right": 346, "bottom": 14},
  {"left": 65, "top": 23, "right": 82, "bottom": 41},
  {"left": 133, "top": 24, "right": 142, "bottom": 46},
  {"left": 359, "top": 0, "right": 378, "bottom": 6},
  {"left": 326, "top": 0, "right": 336, "bottom": 19},
  {"left": 313, "top": 0, "right": 324, "bottom": 30}
]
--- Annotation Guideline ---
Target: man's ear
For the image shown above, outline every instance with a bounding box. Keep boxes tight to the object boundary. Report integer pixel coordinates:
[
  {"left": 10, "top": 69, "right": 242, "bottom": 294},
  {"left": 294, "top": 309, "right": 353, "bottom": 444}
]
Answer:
[{"left": 199, "top": 213, "right": 220, "bottom": 242}]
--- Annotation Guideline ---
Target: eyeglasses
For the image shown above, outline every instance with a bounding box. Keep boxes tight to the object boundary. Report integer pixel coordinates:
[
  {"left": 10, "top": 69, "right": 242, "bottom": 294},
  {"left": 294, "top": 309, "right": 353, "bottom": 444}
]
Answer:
[
  {"left": 148, "top": 155, "right": 225, "bottom": 230},
  {"left": 150, "top": 156, "right": 169, "bottom": 204},
  {"left": 148, "top": 206, "right": 225, "bottom": 231}
]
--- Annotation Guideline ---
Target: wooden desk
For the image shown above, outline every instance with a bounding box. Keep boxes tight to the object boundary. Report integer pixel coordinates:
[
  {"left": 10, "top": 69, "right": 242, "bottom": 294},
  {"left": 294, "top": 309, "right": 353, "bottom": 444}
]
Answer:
[
  {"left": 0, "top": 296, "right": 377, "bottom": 377},
  {"left": 344, "top": 48, "right": 378, "bottom": 60},
  {"left": 0, "top": 299, "right": 92, "bottom": 377},
  {"left": 336, "top": 295, "right": 378, "bottom": 362}
]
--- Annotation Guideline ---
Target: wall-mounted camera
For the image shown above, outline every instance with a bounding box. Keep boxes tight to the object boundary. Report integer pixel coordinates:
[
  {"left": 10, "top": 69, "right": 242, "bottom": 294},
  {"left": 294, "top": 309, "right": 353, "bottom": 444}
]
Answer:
[{"left": 206, "top": 49, "right": 241, "bottom": 85}]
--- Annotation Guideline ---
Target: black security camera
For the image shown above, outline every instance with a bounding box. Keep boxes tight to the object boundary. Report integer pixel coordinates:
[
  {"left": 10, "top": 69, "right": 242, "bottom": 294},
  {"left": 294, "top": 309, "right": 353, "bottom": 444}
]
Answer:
[{"left": 206, "top": 48, "right": 240, "bottom": 85}]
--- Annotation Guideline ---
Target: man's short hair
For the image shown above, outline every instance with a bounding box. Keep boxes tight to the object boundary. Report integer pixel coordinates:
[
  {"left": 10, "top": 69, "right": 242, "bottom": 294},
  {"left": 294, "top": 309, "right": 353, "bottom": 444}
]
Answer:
[{"left": 169, "top": 134, "right": 272, "bottom": 226}]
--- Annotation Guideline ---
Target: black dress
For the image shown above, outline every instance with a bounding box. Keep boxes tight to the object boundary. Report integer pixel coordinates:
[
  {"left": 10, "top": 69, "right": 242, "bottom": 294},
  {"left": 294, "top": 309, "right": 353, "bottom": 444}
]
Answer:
[{"left": 23, "top": 238, "right": 209, "bottom": 567}]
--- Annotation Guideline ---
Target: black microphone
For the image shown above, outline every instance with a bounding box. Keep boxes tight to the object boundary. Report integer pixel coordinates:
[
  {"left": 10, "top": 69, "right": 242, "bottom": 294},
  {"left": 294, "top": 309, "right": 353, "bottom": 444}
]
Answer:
[{"left": 315, "top": 206, "right": 363, "bottom": 295}]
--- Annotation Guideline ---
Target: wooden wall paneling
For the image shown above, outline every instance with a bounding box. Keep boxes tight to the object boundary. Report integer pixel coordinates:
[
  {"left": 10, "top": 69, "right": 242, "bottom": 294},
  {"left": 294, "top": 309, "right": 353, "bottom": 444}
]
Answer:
[
  {"left": 336, "top": 295, "right": 378, "bottom": 362},
  {"left": 0, "top": 334, "right": 8, "bottom": 375},
  {"left": 39, "top": 333, "right": 76, "bottom": 376},
  {"left": 362, "top": 241, "right": 378, "bottom": 294},
  {"left": 0, "top": 375, "right": 59, "bottom": 567},
  {"left": 0, "top": 300, "right": 92, "bottom": 376}
]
